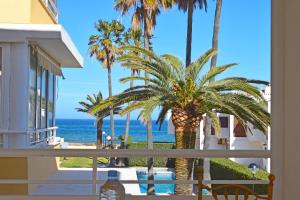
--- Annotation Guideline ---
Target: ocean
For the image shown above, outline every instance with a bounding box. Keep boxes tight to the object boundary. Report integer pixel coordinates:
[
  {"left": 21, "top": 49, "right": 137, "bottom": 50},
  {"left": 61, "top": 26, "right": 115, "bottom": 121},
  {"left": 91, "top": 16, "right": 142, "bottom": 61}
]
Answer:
[{"left": 56, "top": 119, "right": 175, "bottom": 144}]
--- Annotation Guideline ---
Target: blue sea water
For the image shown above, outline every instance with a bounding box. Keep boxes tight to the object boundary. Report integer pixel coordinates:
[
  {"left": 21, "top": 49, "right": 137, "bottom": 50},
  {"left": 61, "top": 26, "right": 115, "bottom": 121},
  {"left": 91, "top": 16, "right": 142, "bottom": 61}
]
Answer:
[{"left": 56, "top": 119, "right": 175, "bottom": 144}]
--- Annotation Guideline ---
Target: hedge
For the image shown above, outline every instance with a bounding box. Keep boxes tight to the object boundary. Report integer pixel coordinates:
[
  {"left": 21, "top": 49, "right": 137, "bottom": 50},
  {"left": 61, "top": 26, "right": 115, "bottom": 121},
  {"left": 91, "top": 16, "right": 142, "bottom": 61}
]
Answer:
[
  {"left": 127, "top": 142, "right": 175, "bottom": 167},
  {"left": 210, "top": 158, "right": 270, "bottom": 194}
]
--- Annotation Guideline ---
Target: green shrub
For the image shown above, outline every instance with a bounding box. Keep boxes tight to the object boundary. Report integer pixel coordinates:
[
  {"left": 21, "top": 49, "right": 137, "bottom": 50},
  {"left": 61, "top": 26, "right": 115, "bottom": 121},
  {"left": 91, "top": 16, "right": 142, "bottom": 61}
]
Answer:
[
  {"left": 127, "top": 142, "right": 174, "bottom": 167},
  {"left": 210, "top": 158, "right": 269, "bottom": 194}
]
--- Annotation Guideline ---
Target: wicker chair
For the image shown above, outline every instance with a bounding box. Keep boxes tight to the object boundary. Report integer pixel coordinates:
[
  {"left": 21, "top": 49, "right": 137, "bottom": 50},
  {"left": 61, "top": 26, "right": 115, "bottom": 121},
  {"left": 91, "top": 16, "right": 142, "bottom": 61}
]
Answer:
[{"left": 197, "top": 165, "right": 275, "bottom": 200}]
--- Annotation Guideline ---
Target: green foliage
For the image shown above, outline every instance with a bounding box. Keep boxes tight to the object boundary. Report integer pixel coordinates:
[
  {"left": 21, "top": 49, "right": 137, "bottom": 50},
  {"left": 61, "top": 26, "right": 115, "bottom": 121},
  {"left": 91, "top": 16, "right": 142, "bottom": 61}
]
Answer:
[
  {"left": 118, "top": 135, "right": 133, "bottom": 144},
  {"left": 114, "top": 0, "right": 171, "bottom": 36},
  {"left": 127, "top": 142, "right": 174, "bottom": 167},
  {"left": 88, "top": 20, "right": 125, "bottom": 68},
  {"left": 89, "top": 47, "right": 270, "bottom": 135},
  {"left": 76, "top": 92, "right": 121, "bottom": 120},
  {"left": 60, "top": 157, "right": 109, "bottom": 168},
  {"left": 210, "top": 158, "right": 269, "bottom": 194}
]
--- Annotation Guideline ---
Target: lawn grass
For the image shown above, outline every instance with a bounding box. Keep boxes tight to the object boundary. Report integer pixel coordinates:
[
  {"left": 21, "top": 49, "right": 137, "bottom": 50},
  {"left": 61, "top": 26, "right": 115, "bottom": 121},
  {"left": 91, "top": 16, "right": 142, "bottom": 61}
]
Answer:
[{"left": 60, "top": 157, "right": 109, "bottom": 168}]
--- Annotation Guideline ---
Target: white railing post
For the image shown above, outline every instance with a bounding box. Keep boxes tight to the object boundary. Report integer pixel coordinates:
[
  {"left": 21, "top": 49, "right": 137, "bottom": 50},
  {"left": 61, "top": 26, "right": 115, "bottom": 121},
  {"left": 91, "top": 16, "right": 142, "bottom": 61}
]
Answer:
[{"left": 92, "top": 156, "right": 98, "bottom": 195}]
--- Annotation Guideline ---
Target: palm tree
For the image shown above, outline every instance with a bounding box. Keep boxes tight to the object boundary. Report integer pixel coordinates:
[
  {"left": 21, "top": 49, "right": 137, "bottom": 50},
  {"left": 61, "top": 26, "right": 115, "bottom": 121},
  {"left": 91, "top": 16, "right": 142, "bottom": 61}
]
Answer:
[
  {"left": 115, "top": 0, "right": 169, "bottom": 194},
  {"left": 88, "top": 20, "right": 125, "bottom": 149},
  {"left": 204, "top": 0, "right": 223, "bottom": 144},
  {"left": 122, "top": 28, "right": 143, "bottom": 149},
  {"left": 115, "top": 0, "right": 169, "bottom": 49},
  {"left": 76, "top": 92, "right": 120, "bottom": 149},
  {"left": 174, "top": 0, "right": 208, "bottom": 67},
  {"left": 89, "top": 46, "right": 270, "bottom": 195}
]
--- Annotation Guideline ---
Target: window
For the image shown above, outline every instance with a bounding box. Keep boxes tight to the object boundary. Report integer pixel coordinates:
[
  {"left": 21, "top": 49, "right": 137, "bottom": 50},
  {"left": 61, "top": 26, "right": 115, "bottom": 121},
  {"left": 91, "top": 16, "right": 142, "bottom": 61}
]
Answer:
[
  {"left": 0, "top": 47, "right": 2, "bottom": 109},
  {"left": 220, "top": 117, "right": 229, "bottom": 128},
  {"left": 41, "top": 69, "right": 48, "bottom": 129},
  {"left": 28, "top": 47, "right": 37, "bottom": 130},
  {"left": 28, "top": 46, "right": 58, "bottom": 145},
  {"left": 36, "top": 65, "right": 42, "bottom": 129},
  {"left": 48, "top": 72, "right": 55, "bottom": 127},
  {"left": 0, "top": 134, "right": 3, "bottom": 148},
  {"left": 0, "top": 47, "right": 2, "bottom": 76}
]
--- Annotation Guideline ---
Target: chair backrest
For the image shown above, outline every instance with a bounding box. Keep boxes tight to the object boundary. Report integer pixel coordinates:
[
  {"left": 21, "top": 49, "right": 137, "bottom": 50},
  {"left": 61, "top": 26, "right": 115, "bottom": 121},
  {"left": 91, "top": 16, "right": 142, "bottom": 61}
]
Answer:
[{"left": 197, "top": 165, "right": 275, "bottom": 200}]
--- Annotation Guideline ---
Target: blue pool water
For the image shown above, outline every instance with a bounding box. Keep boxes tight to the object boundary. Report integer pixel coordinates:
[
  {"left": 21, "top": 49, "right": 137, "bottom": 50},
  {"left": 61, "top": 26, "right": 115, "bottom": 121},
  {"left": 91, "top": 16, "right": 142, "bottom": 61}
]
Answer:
[
  {"left": 137, "top": 170, "right": 175, "bottom": 194},
  {"left": 136, "top": 170, "right": 209, "bottom": 195}
]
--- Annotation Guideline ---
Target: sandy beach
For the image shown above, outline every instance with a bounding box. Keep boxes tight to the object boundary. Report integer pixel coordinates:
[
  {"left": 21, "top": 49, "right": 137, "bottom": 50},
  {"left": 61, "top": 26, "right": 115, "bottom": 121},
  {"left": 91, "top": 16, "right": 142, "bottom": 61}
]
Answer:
[{"left": 67, "top": 142, "right": 96, "bottom": 149}]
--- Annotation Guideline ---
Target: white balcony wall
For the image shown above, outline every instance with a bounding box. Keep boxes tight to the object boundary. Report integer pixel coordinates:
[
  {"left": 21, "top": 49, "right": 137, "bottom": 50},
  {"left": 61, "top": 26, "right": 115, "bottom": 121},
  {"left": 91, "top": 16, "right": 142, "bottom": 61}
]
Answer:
[{"left": 272, "top": 0, "right": 300, "bottom": 199}]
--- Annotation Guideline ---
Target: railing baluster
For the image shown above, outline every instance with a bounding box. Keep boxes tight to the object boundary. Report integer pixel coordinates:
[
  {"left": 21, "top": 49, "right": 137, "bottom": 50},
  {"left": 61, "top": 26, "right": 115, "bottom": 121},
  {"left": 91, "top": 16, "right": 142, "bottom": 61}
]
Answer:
[{"left": 92, "top": 156, "right": 97, "bottom": 195}]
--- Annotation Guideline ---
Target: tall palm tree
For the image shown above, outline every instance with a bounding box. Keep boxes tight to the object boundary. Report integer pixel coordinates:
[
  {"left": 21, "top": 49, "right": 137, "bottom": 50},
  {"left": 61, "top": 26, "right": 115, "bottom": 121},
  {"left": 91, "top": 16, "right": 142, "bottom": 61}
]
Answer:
[
  {"left": 115, "top": 0, "right": 169, "bottom": 49},
  {"left": 89, "top": 46, "right": 270, "bottom": 195},
  {"left": 204, "top": 0, "right": 223, "bottom": 144},
  {"left": 88, "top": 20, "right": 125, "bottom": 149},
  {"left": 115, "top": 0, "right": 170, "bottom": 194},
  {"left": 122, "top": 28, "right": 143, "bottom": 149},
  {"left": 174, "top": 0, "right": 208, "bottom": 67},
  {"left": 76, "top": 92, "right": 120, "bottom": 149}
]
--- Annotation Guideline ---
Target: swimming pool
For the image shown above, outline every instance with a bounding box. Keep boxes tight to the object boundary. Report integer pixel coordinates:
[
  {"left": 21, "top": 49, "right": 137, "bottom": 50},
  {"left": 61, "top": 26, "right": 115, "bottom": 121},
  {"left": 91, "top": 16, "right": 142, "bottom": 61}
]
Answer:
[{"left": 136, "top": 170, "right": 208, "bottom": 195}]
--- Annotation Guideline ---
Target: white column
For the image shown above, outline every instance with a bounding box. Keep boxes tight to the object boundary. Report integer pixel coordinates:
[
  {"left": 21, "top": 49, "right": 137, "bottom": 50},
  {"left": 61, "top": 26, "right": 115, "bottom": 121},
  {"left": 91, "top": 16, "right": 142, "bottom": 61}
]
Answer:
[
  {"left": 229, "top": 115, "right": 234, "bottom": 150},
  {"left": 272, "top": 0, "right": 300, "bottom": 199},
  {"left": 199, "top": 120, "right": 204, "bottom": 150},
  {"left": 0, "top": 43, "right": 11, "bottom": 131}
]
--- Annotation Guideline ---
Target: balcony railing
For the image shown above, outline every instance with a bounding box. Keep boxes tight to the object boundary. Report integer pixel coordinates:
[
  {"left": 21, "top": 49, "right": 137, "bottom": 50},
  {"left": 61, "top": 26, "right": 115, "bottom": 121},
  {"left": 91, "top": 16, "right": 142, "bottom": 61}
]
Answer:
[
  {"left": 41, "top": 0, "right": 58, "bottom": 22},
  {"left": 0, "top": 149, "right": 271, "bottom": 200}
]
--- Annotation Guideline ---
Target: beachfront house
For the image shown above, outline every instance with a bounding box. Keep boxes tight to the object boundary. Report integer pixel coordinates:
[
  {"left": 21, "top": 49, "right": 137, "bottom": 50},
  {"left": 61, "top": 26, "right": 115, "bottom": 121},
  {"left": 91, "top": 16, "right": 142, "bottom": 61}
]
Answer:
[
  {"left": 168, "top": 86, "right": 271, "bottom": 171},
  {"left": 0, "top": 0, "right": 83, "bottom": 195}
]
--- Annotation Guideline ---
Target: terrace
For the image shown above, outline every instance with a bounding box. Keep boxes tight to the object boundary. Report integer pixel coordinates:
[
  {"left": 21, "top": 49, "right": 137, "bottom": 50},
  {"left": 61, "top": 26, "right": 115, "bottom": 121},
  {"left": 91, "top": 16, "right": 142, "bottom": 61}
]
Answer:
[{"left": 0, "top": 149, "right": 271, "bottom": 200}]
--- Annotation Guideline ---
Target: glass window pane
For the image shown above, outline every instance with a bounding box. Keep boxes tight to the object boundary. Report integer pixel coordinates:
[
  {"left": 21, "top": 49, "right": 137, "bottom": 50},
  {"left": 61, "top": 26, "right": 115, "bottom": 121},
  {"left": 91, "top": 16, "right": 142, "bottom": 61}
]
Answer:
[
  {"left": 0, "top": 47, "right": 2, "bottom": 115},
  {"left": 0, "top": 134, "right": 3, "bottom": 148},
  {"left": 41, "top": 70, "right": 48, "bottom": 129},
  {"left": 28, "top": 48, "right": 37, "bottom": 129},
  {"left": 48, "top": 72, "right": 54, "bottom": 127},
  {"left": 0, "top": 47, "right": 2, "bottom": 74}
]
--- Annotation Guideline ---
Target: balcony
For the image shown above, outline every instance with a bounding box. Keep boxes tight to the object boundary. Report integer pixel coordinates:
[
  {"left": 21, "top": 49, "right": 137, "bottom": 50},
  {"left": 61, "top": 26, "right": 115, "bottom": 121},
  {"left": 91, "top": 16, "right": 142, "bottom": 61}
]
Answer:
[{"left": 0, "top": 148, "right": 271, "bottom": 200}]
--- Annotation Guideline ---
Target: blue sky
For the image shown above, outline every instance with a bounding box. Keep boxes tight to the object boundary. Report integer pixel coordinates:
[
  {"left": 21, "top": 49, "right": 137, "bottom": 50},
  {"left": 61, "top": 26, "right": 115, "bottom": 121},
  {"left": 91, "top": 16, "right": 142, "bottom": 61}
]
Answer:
[{"left": 56, "top": 0, "right": 271, "bottom": 120}]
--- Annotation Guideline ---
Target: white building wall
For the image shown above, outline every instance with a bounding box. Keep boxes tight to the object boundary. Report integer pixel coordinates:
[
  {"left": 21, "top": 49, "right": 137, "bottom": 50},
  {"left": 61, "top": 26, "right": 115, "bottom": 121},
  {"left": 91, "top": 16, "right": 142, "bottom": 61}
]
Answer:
[
  {"left": 0, "top": 43, "right": 11, "bottom": 132},
  {"left": 8, "top": 43, "right": 29, "bottom": 133},
  {"left": 0, "top": 42, "right": 30, "bottom": 148}
]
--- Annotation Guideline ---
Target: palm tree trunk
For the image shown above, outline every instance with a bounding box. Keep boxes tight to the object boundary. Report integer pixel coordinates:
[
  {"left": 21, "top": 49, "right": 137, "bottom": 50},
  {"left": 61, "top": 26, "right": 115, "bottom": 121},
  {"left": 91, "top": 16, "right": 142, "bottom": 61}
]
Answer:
[
  {"left": 124, "top": 70, "right": 134, "bottom": 149},
  {"left": 174, "top": 127, "right": 196, "bottom": 195},
  {"left": 210, "top": 0, "right": 222, "bottom": 75},
  {"left": 96, "top": 118, "right": 103, "bottom": 149},
  {"left": 107, "top": 66, "right": 115, "bottom": 149},
  {"left": 145, "top": 32, "right": 155, "bottom": 196},
  {"left": 204, "top": 0, "right": 223, "bottom": 144},
  {"left": 107, "top": 65, "right": 116, "bottom": 166},
  {"left": 185, "top": 0, "right": 194, "bottom": 67},
  {"left": 142, "top": 2, "right": 155, "bottom": 193}
]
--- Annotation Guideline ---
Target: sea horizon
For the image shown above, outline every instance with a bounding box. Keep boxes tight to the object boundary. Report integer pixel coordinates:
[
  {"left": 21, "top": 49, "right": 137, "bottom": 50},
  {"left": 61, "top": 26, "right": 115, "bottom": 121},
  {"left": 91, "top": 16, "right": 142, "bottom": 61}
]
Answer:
[{"left": 56, "top": 119, "right": 175, "bottom": 144}]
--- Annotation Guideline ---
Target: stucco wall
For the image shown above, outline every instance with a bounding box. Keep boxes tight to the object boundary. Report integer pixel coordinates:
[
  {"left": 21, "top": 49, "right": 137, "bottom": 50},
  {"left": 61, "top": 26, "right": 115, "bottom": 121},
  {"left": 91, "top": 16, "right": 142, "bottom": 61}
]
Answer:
[
  {"left": 230, "top": 138, "right": 265, "bottom": 168},
  {"left": 0, "top": 0, "right": 31, "bottom": 24},
  {"left": 31, "top": 0, "right": 57, "bottom": 24},
  {"left": 0, "top": 157, "right": 28, "bottom": 195},
  {"left": 0, "top": 0, "right": 56, "bottom": 24}
]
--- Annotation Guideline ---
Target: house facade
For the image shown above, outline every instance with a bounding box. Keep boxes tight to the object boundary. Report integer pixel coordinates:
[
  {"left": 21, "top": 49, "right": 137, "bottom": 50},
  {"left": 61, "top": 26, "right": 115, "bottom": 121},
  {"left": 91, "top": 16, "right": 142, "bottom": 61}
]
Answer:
[
  {"left": 168, "top": 86, "right": 271, "bottom": 171},
  {"left": 0, "top": 0, "right": 83, "bottom": 194}
]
